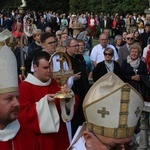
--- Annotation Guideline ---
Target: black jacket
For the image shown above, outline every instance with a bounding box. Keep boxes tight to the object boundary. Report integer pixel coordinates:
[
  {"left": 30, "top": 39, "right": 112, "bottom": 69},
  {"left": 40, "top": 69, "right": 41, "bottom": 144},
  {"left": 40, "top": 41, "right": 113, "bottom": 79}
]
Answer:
[
  {"left": 66, "top": 52, "right": 90, "bottom": 97},
  {"left": 93, "top": 60, "right": 123, "bottom": 82}
]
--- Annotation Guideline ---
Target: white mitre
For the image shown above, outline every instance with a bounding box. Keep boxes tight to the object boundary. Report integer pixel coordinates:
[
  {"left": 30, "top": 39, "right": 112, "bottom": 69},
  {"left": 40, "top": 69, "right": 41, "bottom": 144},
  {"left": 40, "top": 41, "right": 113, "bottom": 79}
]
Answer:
[
  {"left": 0, "top": 30, "right": 18, "bottom": 94},
  {"left": 83, "top": 72, "right": 144, "bottom": 138},
  {"left": 0, "top": 29, "right": 12, "bottom": 42}
]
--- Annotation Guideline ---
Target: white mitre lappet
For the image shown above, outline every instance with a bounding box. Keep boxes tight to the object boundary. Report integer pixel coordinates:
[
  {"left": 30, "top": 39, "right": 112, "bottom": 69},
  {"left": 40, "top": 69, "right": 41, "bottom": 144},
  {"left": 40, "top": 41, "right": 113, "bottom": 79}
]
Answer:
[
  {"left": 0, "top": 29, "right": 18, "bottom": 94},
  {"left": 83, "top": 72, "right": 144, "bottom": 138}
]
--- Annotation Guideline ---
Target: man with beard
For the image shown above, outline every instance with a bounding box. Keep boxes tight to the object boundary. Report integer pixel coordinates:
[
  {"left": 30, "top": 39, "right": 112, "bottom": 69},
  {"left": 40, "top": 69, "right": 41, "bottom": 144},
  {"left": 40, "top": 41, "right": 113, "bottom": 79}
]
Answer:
[{"left": 0, "top": 29, "right": 38, "bottom": 150}]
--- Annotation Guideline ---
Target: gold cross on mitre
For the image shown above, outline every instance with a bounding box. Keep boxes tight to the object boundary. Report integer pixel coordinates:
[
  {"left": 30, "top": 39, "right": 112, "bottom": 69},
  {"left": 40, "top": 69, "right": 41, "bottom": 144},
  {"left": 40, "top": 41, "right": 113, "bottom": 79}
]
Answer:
[
  {"left": 97, "top": 107, "right": 110, "bottom": 118},
  {"left": 49, "top": 51, "right": 74, "bottom": 99}
]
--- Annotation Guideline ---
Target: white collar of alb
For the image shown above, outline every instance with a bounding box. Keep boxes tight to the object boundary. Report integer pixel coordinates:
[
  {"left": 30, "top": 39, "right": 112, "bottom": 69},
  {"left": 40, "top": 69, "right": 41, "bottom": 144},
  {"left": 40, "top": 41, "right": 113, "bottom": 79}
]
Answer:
[
  {"left": 0, "top": 120, "right": 20, "bottom": 141},
  {"left": 24, "top": 73, "right": 51, "bottom": 86}
]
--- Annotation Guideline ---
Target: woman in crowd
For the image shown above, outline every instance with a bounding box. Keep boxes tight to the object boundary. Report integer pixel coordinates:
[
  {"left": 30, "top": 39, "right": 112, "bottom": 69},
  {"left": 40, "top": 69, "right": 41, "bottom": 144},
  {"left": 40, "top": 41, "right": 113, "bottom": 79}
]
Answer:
[
  {"left": 114, "top": 35, "right": 123, "bottom": 52},
  {"left": 137, "top": 18, "right": 144, "bottom": 34},
  {"left": 61, "top": 26, "right": 69, "bottom": 36},
  {"left": 121, "top": 43, "right": 148, "bottom": 97},
  {"left": 27, "top": 29, "right": 42, "bottom": 56},
  {"left": 87, "top": 14, "right": 96, "bottom": 39},
  {"left": 112, "top": 17, "right": 119, "bottom": 37},
  {"left": 93, "top": 47, "right": 122, "bottom": 82},
  {"left": 78, "top": 39, "right": 94, "bottom": 79},
  {"left": 133, "top": 30, "right": 141, "bottom": 44},
  {"left": 23, "top": 17, "right": 36, "bottom": 44},
  {"left": 122, "top": 31, "right": 128, "bottom": 45},
  {"left": 77, "top": 28, "right": 92, "bottom": 56},
  {"left": 12, "top": 22, "right": 23, "bottom": 38},
  {"left": 60, "top": 14, "right": 68, "bottom": 30},
  {"left": 12, "top": 16, "right": 22, "bottom": 32},
  {"left": 55, "top": 30, "right": 62, "bottom": 44}
]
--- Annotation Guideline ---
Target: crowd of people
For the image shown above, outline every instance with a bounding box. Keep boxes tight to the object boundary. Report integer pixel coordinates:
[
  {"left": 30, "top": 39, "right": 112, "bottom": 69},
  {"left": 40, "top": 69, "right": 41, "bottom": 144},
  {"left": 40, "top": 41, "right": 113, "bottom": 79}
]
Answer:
[{"left": 0, "top": 9, "right": 150, "bottom": 149}]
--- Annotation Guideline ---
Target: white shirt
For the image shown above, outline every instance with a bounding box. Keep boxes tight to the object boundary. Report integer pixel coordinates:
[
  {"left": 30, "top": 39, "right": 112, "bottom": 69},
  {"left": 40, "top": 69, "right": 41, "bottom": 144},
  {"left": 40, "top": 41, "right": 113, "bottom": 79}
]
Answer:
[
  {"left": 78, "top": 17, "right": 87, "bottom": 25},
  {"left": 90, "top": 44, "right": 119, "bottom": 64}
]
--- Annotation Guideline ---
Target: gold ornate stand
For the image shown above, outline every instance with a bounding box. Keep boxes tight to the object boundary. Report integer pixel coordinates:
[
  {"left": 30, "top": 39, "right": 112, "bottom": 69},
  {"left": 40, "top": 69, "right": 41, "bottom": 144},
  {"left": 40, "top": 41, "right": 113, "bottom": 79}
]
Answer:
[{"left": 49, "top": 51, "right": 74, "bottom": 99}]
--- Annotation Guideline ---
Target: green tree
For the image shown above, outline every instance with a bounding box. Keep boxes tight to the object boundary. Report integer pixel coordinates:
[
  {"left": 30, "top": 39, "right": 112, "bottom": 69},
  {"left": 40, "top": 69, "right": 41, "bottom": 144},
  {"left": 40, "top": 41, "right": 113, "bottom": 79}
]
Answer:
[
  {"left": 69, "top": 0, "right": 149, "bottom": 15},
  {"left": 0, "top": 0, "right": 70, "bottom": 14},
  {"left": 0, "top": 0, "right": 149, "bottom": 15},
  {"left": 69, "top": 0, "right": 88, "bottom": 13}
]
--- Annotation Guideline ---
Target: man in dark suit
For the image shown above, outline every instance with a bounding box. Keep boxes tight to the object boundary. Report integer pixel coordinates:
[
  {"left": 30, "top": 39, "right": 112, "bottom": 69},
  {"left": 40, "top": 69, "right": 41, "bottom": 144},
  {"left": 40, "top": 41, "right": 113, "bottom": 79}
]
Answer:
[
  {"left": 100, "top": 16, "right": 112, "bottom": 32},
  {"left": 37, "top": 17, "right": 48, "bottom": 32},
  {"left": 3, "top": 14, "right": 12, "bottom": 31},
  {"left": 65, "top": 38, "right": 90, "bottom": 136},
  {"left": 140, "top": 23, "right": 150, "bottom": 51},
  {"left": 118, "top": 33, "right": 134, "bottom": 66}
]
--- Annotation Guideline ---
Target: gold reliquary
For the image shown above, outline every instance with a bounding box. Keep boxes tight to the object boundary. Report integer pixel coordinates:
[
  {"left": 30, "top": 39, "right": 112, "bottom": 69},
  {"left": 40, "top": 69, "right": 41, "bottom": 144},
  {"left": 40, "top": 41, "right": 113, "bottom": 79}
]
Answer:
[{"left": 49, "top": 51, "right": 74, "bottom": 99}]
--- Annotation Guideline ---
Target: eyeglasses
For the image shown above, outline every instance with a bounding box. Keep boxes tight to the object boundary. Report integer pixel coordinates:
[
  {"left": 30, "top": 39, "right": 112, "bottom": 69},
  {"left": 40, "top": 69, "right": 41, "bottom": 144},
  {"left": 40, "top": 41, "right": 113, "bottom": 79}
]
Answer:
[
  {"left": 46, "top": 41, "right": 57, "bottom": 45},
  {"left": 100, "top": 39, "right": 108, "bottom": 41},
  {"left": 90, "top": 131, "right": 134, "bottom": 150},
  {"left": 69, "top": 45, "right": 79, "bottom": 48},
  {"left": 104, "top": 53, "right": 112, "bottom": 56},
  {"left": 127, "top": 37, "right": 134, "bottom": 40},
  {"left": 79, "top": 45, "right": 85, "bottom": 48},
  {"left": 90, "top": 131, "right": 111, "bottom": 149}
]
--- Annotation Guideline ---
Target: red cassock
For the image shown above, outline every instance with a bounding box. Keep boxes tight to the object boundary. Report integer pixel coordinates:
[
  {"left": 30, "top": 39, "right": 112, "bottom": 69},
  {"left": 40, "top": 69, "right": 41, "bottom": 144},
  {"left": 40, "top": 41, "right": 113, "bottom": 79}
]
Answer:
[
  {"left": 87, "top": 18, "right": 96, "bottom": 37},
  {"left": 0, "top": 127, "right": 38, "bottom": 150},
  {"left": 18, "top": 74, "right": 78, "bottom": 150}
]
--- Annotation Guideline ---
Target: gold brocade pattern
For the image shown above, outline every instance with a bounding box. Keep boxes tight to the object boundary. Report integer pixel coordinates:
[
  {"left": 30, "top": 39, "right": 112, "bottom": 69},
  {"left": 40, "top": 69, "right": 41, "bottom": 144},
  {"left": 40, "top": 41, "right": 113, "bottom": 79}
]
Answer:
[
  {"left": 87, "top": 123, "right": 136, "bottom": 138},
  {"left": 0, "top": 42, "right": 4, "bottom": 46},
  {"left": 119, "top": 85, "right": 130, "bottom": 128},
  {"left": 0, "top": 87, "right": 18, "bottom": 94},
  {"left": 87, "top": 85, "right": 136, "bottom": 138}
]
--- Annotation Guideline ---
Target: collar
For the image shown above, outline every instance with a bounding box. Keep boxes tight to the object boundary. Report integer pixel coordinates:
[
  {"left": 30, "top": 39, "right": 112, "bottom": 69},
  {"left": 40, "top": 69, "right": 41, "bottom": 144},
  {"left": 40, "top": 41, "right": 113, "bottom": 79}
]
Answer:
[
  {"left": 68, "top": 123, "right": 87, "bottom": 149},
  {"left": 99, "top": 44, "right": 108, "bottom": 49},
  {"left": 0, "top": 120, "right": 20, "bottom": 141},
  {"left": 71, "top": 136, "right": 86, "bottom": 150},
  {"left": 126, "top": 43, "right": 130, "bottom": 50},
  {"left": 24, "top": 73, "right": 51, "bottom": 86},
  {"left": 66, "top": 51, "right": 76, "bottom": 58}
]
